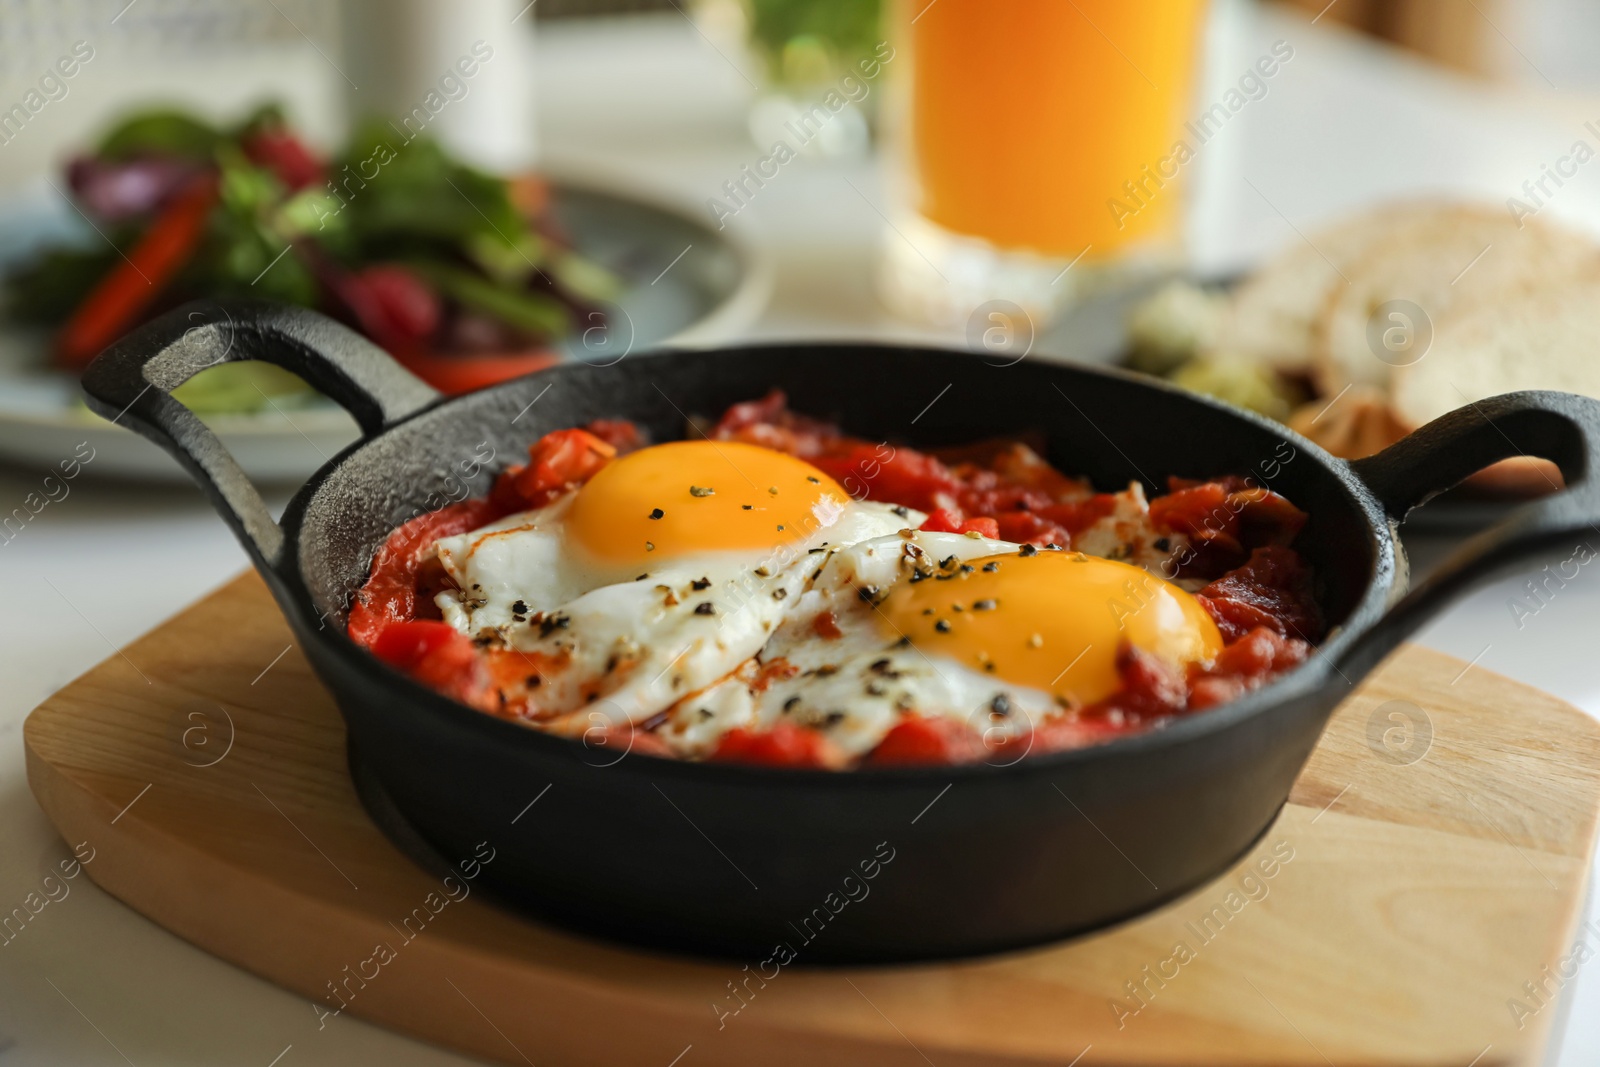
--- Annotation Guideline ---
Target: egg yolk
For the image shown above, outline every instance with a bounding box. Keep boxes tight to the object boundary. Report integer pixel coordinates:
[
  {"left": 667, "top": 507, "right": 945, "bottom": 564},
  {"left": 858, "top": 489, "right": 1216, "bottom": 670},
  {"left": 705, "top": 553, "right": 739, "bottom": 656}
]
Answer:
[
  {"left": 878, "top": 551, "right": 1222, "bottom": 707},
  {"left": 564, "top": 440, "right": 848, "bottom": 563}
]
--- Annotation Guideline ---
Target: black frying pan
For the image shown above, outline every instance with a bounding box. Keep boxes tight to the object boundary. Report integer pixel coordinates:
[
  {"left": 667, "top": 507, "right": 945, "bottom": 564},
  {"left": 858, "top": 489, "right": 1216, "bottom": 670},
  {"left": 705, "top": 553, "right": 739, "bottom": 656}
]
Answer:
[{"left": 81, "top": 300, "right": 1600, "bottom": 963}]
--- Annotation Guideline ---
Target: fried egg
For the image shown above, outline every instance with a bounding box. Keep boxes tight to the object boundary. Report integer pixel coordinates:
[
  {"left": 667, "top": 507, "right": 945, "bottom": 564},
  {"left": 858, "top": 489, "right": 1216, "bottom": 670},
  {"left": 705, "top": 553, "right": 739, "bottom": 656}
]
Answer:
[
  {"left": 660, "top": 530, "right": 1221, "bottom": 758},
  {"left": 430, "top": 440, "right": 915, "bottom": 734}
]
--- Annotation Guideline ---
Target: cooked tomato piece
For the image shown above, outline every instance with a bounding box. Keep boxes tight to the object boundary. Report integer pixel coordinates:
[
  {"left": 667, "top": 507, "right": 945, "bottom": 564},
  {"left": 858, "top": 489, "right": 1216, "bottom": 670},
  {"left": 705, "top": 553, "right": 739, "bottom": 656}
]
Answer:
[
  {"left": 1187, "top": 626, "right": 1311, "bottom": 710},
  {"left": 494, "top": 427, "right": 618, "bottom": 511},
  {"left": 993, "top": 510, "right": 1073, "bottom": 547},
  {"left": 1038, "top": 493, "right": 1118, "bottom": 538},
  {"left": 1082, "top": 642, "right": 1189, "bottom": 723},
  {"left": 710, "top": 723, "right": 846, "bottom": 768},
  {"left": 865, "top": 715, "right": 983, "bottom": 765},
  {"left": 1199, "top": 546, "right": 1323, "bottom": 644},
  {"left": 712, "top": 389, "right": 845, "bottom": 457},
  {"left": 1151, "top": 477, "right": 1307, "bottom": 577},
  {"left": 347, "top": 497, "right": 505, "bottom": 648},
  {"left": 1029, "top": 714, "right": 1134, "bottom": 754},
  {"left": 918, "top": 508, "right": 963, "bottom": 534},
  {"left": 584, "top": 419, "right": 646, "bottom": 455},
  {"left": 958, "top": 516, "right": 1000, "bottom": 539},
  {"left": 812, "top": 444, "right": 962, "bottom": 514},
  {"left": 370, "top": 620, "right": 486, "bottom": 704}
]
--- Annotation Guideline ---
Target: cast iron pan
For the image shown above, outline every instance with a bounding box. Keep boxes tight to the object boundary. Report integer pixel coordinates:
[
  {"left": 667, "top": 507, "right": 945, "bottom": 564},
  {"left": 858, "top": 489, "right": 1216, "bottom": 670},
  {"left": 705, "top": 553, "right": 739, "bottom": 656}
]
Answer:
[{"left": 81, "top": 300, "right": 1600, "bottom": 963}]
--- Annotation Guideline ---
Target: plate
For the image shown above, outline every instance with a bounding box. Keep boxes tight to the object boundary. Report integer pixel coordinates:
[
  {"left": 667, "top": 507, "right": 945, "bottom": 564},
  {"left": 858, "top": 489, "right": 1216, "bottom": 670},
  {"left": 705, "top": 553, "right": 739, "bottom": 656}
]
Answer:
[
  {"left": 1103, "top": 274, "right": 1538, "bottom": 536},
  {"left": 0, "top": 173, "right": 773, "bottom": 483}
]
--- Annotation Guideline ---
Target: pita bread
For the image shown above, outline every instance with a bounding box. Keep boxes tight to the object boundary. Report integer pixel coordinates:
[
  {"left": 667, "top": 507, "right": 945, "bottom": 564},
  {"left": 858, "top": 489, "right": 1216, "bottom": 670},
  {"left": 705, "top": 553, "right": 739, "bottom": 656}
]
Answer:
[{"left": 1315, "top": 207, "right": 1600, "bottom": 392}]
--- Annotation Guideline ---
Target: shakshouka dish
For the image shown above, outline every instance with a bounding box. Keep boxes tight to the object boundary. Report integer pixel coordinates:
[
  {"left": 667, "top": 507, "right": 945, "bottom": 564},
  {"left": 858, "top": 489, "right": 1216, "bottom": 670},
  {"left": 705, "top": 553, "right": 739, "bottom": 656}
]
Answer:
[{"left": 348, "top": 392, "right": 1322, "bottom": 769}]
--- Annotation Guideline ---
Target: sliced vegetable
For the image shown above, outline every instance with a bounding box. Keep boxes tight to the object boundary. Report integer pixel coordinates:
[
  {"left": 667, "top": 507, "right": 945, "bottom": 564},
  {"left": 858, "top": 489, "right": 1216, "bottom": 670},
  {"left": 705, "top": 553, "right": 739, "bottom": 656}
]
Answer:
[
  {"left": 9, "top": 105, "right": 620, "bottom": 405},
  {"left": 393, "top": 347, "right": 559, "bottom": 396},
  {"left": 56, "top": 172, "right": 219, "bottom": 368},
  {"left": 413, "top": 262, "right": 570, "bottom": 339},
  {"left": 96, "top": 109, "right": 223, "bottom": 161}
]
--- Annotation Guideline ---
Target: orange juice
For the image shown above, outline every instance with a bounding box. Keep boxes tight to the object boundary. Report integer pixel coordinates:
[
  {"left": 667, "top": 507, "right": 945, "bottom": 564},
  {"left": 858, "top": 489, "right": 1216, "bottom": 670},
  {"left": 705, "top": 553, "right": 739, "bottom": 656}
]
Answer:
[{"left": 906, "top": 0, "right": 1206, "bottom": 258}]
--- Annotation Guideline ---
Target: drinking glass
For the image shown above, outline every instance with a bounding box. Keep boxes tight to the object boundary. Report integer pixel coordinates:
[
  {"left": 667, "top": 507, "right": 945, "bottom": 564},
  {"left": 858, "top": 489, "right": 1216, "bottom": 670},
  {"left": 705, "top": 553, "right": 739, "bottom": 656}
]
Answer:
[{"left": 880, "top": 0, "right": 1207, "bottom": 331}]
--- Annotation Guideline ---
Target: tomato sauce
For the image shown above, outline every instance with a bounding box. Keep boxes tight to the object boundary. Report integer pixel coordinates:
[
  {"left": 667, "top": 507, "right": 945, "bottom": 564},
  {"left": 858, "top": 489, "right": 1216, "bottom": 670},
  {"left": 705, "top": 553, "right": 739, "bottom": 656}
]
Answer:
[{"left": 350, "top": 392, "right": 1323, "bottom": 767}]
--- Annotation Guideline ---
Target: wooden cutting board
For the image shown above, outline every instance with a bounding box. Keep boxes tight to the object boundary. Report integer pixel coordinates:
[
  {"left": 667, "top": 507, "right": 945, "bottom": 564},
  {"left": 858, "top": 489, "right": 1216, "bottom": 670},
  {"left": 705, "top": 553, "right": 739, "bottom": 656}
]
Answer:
[{"left": 24, "top": 572, "right": 1600, "bottom": 1067}]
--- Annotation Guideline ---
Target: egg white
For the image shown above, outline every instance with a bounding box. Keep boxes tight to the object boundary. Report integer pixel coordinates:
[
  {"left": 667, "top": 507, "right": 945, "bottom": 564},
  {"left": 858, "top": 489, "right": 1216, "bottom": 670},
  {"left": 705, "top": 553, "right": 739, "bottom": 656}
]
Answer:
[
  {"left": 431, "top": 475, "right": 1193, "bottom": 760},
  {"left": 658, "top": 530, "right": 1067, "bottom": 758},
  {"left": 430, "top": 494, "right": 919, "bottom": 734}
]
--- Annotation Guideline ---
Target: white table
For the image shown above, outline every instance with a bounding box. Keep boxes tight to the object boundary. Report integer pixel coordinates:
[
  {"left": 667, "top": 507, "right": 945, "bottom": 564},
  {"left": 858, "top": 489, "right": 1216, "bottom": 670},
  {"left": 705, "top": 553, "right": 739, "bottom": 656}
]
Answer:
[{"left": 3, "top": 4, "right": 1599, "bottom": 1063}]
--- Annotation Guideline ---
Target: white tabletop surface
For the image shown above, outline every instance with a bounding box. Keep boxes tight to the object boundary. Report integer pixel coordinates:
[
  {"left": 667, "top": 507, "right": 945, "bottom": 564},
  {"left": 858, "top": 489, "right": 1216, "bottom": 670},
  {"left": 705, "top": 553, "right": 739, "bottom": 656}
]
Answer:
[{"left": 3, "top": 3, "right": 1600, "bottom": 1063}]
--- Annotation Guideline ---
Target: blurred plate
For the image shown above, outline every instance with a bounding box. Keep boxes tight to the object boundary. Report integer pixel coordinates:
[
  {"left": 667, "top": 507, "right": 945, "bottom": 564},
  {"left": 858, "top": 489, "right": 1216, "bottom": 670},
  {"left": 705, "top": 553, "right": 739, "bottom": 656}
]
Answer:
[
  {"left": 0, "top": 172, "right": 772, "bottom": 483},
  {"left": 1098, "top": 273, "right": 1541, "bottom": 537}
]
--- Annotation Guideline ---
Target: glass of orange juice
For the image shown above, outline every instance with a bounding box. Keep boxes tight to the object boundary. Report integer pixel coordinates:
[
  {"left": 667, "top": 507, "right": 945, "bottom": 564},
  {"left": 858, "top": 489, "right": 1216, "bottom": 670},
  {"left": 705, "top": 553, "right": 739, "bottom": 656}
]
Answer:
[{"left": 880, "top": 0, "right": 1207, "bottom": 330}]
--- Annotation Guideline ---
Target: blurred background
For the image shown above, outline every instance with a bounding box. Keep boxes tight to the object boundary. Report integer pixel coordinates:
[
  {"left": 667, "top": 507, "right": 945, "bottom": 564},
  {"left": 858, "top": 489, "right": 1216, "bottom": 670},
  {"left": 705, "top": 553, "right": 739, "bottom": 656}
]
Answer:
[
  {"left": 7, "top": 0, "right": 1600, "bottom": 479},
  {"left": 6, "top": 0, "right": 1600, "bottom": 1063}
]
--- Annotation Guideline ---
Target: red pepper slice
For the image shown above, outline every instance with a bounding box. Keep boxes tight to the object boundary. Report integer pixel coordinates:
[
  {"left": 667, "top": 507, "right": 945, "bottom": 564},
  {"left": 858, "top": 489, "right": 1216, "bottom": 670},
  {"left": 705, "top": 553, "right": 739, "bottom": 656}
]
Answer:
[{"left": 57, "top": 172, "right": 219, "bottom": 368}]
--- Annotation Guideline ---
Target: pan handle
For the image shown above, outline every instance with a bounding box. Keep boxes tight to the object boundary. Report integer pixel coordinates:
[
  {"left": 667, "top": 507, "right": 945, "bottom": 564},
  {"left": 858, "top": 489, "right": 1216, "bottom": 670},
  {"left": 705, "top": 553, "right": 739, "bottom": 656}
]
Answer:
[
  {"left": 80, "top": 300, "right": 440, "bottom": 573},
  {"left": 1337, "top": 390, "right": 1600, "bottom": 678}
]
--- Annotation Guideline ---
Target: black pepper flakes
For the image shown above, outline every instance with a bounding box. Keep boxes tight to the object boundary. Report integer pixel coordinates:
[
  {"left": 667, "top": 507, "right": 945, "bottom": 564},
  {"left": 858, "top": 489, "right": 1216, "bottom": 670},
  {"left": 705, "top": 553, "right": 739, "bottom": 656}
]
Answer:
[
  {"left": 822, "top": 710, "right": 846, "bottom": 726},
  {"left": 511, "top": 599, "right": 528, "bottom": 616},
  {"left": 742, "top": 504, "right": 753, "bottom": 511},
  {"left": 982, "top": 561, "right": 1000, "bottom": 572},
  {"left": 990, "top": 694, "right": 1011, "bottom": 716},
  {"left": 783, "top": 696, "right": 802, "bottom": 712},
  {"left": 772, "top": 588, "right": 788, "bottom": 601},
  {"left": 806, "top": 476, "right": 821, "bottom": 484},
  {"left": 934, "top": 619, "right": 952, "bottom": 633},
  {"left": 1154, "top": 537, "right": 1171, "bottom": 551},
  {"left": 891, "top": 505, "right": 910, "bottom": 518},
  {"left": 857, "top": 584, "right": 881, "bottom": 603},
  {"left": 776, "top": 524, "right": 786, "bottom": 532},
  {"left": 974, "top": 598, "right": 997, "bottom": 611},
  {"left": 693, "top": 602, "right": 716, "bottom": 616},
  {"left": 1019, "top": 544, "right": 1039, "bottom": 557},
  {"left": 649, "top": 508, "right": 664, "bottom": 520},
  {"left": 939, "top": 555, "right": 957, "bottom": 570},
  {"left": 691, "top": 577, "right": 711, "bottom": 591},
  {"left": 635, "top": 573, "right": 649, "bottom": 581}
]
